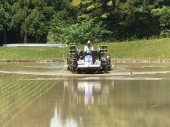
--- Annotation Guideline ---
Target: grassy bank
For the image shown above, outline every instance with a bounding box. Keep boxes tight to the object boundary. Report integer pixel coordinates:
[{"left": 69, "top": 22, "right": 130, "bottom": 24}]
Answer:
[
  {"left": 1, "top": 38, "right": 170, "bottom": 61},
  {"left": 0, "top": 47, "right": 69, "bottom": 61}
]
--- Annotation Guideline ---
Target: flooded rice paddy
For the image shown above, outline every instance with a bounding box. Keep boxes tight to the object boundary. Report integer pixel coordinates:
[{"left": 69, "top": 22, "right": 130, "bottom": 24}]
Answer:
[{"left": 1, "top": 62, "right": 170, "bottom": 127}]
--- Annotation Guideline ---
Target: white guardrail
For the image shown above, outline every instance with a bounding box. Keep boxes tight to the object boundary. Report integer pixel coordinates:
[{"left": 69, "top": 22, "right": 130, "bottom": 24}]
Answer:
[{"left": 3, "top": 43, "right": 68, "bottom": 47}]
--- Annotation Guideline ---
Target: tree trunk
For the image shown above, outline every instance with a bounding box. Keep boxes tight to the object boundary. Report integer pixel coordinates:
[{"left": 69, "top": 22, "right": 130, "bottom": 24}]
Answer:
[
  {"left": 17, "top": 28, "right": 20, "bottom": 43},
  {"left": 37, "top": 37, "right": 38, "bottom": 43},
  {"left": 24, "top": 34, "right": 27, "bottom": 43},
  {"left": 36, "top": 34, "right": 38, "bottom": 43},
  {"left": 3, "top": 25, "right": 6, "bottom": 44}
]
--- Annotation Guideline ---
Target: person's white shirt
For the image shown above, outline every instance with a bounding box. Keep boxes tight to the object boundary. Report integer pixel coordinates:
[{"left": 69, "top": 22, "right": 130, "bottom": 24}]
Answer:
[{"left": 84, "top": 45, "right": 94, "bottom": 53}]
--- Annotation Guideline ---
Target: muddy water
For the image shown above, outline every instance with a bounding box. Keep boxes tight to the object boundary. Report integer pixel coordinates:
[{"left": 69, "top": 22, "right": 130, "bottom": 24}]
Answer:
[{"left": 1, "top": 62, "right": 170, "bottom": 127}]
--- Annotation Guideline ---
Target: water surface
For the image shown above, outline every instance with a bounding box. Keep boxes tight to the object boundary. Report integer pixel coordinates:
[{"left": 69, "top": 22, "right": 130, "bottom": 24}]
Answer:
[{"left": 0, "top": 62, "right": 170, "bottom": 127}]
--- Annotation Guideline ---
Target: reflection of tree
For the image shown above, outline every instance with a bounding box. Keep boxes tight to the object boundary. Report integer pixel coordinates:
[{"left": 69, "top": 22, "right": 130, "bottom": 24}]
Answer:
[{"left": 53, "top": 78, "right": 170, "bottom": 127}]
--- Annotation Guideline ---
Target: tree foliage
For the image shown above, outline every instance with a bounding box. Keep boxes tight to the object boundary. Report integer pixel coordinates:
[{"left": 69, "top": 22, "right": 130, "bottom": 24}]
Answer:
[
  {"left": 0, "top": 0, "right": 170, "bottom": 45},
  {"left": 61, "top": 18, "right": 112, "bottom": 44}
]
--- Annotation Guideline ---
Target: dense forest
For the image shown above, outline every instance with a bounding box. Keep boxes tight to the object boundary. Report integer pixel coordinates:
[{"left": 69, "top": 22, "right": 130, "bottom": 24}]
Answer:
[{"left": 0, "top": 0, "right": 170, "bottom": 45}]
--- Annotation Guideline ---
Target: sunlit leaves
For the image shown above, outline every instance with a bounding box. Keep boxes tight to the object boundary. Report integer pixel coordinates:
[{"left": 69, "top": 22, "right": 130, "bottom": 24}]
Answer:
[
  {"left": 107, "top": 1, "right": 113, "bottom": 7},
  {"left": 86, "top": 4, "right": 95, "bottom": 11},
  {"left": 101, "top": 13, "right": 109, "bottom": 19},
  {"left": 71, "top": 0, "right": 100, "bottom": 20},
  {"left": 71, "top": 0, "right": 81, "bottom": 7}
]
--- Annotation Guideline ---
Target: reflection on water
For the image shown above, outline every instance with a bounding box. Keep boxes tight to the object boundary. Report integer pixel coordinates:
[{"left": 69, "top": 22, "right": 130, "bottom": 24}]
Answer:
[
  {"left": 50, "top": 105, "right": 78, "bottom": 127},
  {"left": 2, "top": 62, "right": 170, "bottom": 127},
  {"left": 50, "top": 77, "right": 114, "bottom": 127},
  {"left": 76, "top": 80, "right": 101, "bottom": 106},
  {"left": 50, "top": 77, "right": 170, "bottom": 127},
  {"left": 4, "top": 75, "right": 170, "bottom": 127},
  {"left": 64, "top": 77, "right": 114, "bottom": 107}
]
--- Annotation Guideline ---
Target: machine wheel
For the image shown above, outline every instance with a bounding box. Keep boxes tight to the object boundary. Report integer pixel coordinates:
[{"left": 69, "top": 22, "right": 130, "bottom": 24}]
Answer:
[
  {"left": 98, "top": 69, "right": 102, "bottom": 74},
  {"left": 107, "top": 66, "right": 111, "bottom": 71},
  {"left": 77, "top": 69, "right": 81, "bottom": 74},
  {"left": 67, "top": 66, "right": 70, "bottom": 70},
  {"left": 74, "top": 69, "right": 80, "bottom": 74},
  {"left": 72, "top": 67, "right": 78, "bottom": 74},
  {"left": 105, "top": 64, "right": 108, "bottom": 73},
  {"left": 71, "top": 67, "right": 73, "bottom": 73},
  {"left": 71, "top": 67, "right": 74, "bottom": 73}
]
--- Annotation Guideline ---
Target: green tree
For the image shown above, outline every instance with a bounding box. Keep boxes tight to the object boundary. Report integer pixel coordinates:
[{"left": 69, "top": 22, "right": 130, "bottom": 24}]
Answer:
[
  {"left": 61, "top": 18, "right": 112, "bottom": 44},
  {"left": 151, "top": 1, "right": 170, "bottom": 37},
  {"left": 11, "top": 0, "right": 56, "bottom": 43},
  {"left": 0, "top": 0, "right": 13, "bottom": 44},
  {"left": 71, "top": 0, "right": 161, "bottom": 40},
  {"left": 1, "top": 0, "right": 170, "bottom": 44},
  {"left": 22, "top": 9, "right": 47, "bottom": 43},
  {"left": 71, "top": 0, "right": 107, "bottom": 20},
  {"left": 47, "top": 0, "right": 76, "bottom": 44},
  {"left": 47, "top": 11, "right": 69, "bottom": 44},
  {"left": 11, "top": 0, "right": 72, "bottom": 43},
  {"left": 114, "top": 0, "right": 160, "bottom": 39},
  {"left": 11, "top": 0, "right": 31, "bottom": 43}
]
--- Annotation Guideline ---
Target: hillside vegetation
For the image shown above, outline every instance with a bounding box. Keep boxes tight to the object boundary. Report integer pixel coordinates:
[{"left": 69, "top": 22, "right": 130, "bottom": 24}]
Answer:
[{"left": 1, "top": 0, "right": 170, "bottom": 45}]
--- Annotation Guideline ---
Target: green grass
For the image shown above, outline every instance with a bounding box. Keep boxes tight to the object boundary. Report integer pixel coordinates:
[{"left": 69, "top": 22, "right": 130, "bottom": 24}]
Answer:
[
  {"left": 107, "top": 38, "right": 170, "bottom": 59},
  {"left": 1, "top": 38, "right": 170, "bottom": 60},
  {"left": 0, "top": 47, "right": 69, "bottom": 60}
]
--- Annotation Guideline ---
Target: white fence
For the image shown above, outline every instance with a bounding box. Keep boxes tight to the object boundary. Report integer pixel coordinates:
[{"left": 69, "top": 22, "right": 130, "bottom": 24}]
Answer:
[{"left": 3, "top": 43, "right": 68, "bottom": 47}]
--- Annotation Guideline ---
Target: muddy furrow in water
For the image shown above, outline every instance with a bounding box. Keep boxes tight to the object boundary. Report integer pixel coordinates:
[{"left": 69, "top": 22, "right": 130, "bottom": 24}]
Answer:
[{"left": 0, "top": 70, "right": 170, "bottom": 77}]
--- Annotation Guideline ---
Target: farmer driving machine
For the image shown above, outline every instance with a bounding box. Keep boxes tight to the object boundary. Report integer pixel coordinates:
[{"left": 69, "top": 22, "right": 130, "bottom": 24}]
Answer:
[{"left": 67, "top": 42, "right": 112, "bottom": 74}]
